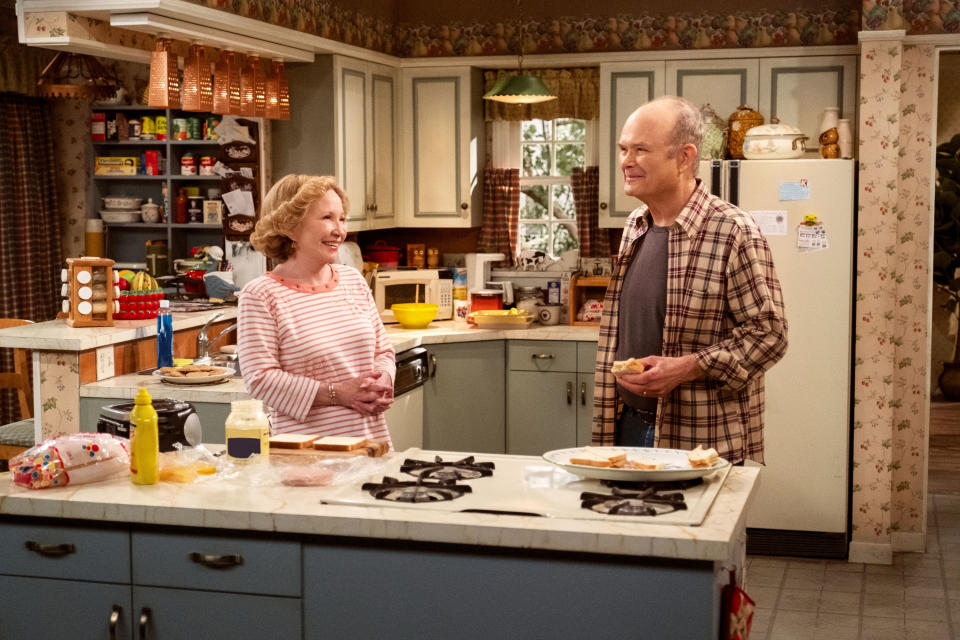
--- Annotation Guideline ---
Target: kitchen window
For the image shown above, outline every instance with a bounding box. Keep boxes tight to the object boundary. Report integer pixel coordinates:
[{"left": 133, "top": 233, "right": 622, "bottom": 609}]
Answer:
[{"left": 519, "top": 118, "right": 587, "bottom": 257}]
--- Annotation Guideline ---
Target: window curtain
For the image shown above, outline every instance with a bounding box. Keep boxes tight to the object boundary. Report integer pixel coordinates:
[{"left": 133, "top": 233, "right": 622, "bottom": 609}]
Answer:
[
  {"left": 478, "top": 168, "right": 520, "bottom": 267},
  {"left": 571, "top": 166, "right": 610, "bottom": 259},
  {"left": 0, "top": 94, "right": 63, "bottom": 424},
  {"left": 0, "top": 36, "right": 54, "bottom": 96},
  {"left": 483, "top": 68, "right": 599, "bottom": 122}
]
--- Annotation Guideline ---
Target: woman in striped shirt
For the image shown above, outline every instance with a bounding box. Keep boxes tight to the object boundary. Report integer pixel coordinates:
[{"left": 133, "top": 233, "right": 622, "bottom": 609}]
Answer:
[{"left": 238, "top": 174, "right": 395, "bottom": 445}]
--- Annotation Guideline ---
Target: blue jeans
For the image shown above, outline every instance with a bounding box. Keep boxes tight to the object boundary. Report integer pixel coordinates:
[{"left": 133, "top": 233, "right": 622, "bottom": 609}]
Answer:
[{"left": 616, "top": 406, "right": 656, "bottom": 447}]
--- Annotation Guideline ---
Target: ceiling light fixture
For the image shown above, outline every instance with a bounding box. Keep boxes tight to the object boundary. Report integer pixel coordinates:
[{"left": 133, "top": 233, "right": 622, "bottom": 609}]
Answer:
[
  {"left": 36, "top": 52, "right": 117, "bottom": 100},
  {"left": 483, "top": 0, "right": 555, "bottom": 105}
]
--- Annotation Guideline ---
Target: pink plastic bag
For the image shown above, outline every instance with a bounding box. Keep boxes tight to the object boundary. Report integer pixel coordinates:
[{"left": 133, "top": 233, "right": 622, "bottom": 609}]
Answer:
[{"left": 10, "top": 433, "right": 130, "bottom": 489}]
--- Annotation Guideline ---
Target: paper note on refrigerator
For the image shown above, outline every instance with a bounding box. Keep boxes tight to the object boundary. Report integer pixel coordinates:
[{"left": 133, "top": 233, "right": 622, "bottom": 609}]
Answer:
[
  {"left": 749, "top": 210, "right": 788, "bottom": 236},
  {"left": 778, "top": 180, "right": 810, "bottom": 201},
  {"left": 796, "top": 223, "right": 829, "bottom": 251}
]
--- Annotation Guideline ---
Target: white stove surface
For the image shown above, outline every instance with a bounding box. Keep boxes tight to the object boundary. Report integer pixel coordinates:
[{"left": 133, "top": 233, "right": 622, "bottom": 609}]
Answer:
[{"left": 315, "top": 449, "right": 730, "bottom": 526}]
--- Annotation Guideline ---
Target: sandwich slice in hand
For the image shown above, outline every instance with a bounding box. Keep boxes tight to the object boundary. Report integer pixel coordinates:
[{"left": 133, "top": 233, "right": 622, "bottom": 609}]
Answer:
[{"left": 611, "top": 357, "right": 648, "bottom": 377}]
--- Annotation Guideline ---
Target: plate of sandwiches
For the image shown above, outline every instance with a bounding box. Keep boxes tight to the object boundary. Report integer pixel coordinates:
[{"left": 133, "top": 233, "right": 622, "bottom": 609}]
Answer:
[
  {"left": 542, "top": 445, "right": 729, "bottom": 481},
  {"left": 153, "top": 364, "right": 235, "bottom": 385}
]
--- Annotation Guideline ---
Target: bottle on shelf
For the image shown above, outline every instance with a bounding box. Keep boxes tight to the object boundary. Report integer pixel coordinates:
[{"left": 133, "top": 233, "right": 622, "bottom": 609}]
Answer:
[
  {"left": 175, "top": 188, "right": 188, "bottom": 224},
  {"left": 129, "top": 387, "right": 159, "bottom": 485}
]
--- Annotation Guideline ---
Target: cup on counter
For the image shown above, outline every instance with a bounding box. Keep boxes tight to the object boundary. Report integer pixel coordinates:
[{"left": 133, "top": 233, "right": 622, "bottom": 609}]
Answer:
[{"left": 537, "top": 304, "right": 563, "bottom": 326}]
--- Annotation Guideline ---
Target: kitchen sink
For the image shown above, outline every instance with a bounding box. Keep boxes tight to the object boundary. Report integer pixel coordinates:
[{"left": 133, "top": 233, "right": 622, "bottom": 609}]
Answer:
[{"left": 195, "top": 353, "right": 241, "bottom": 377}]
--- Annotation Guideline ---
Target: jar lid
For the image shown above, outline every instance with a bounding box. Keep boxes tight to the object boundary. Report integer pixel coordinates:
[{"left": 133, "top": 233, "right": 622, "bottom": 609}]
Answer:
[
  {"left": 515, "top": 286, "right": 543, "bottom": 294},
  {"left": 230, "top": 399, "right": 263, "bottom": 413}
]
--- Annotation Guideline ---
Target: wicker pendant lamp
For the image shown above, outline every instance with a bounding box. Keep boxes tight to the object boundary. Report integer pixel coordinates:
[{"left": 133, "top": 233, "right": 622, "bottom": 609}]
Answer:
[
  {"left": 149, "top": 38, "right": 180, "bottom": 109},
  {"left": 213, "top": 51, "right": 242, "bottom": 116},
  {"left": 181, "top": 44, "right": 213, "bottom": 112},
  {"left": 239, "top": 55, "right": 266, "bottom": 117},
  {"left": 265, "top": 60, "right": 290, "bottom": 120}
]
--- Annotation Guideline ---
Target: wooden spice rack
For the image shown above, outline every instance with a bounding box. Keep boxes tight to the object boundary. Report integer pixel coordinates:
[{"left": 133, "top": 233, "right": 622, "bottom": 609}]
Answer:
[
  {"left": 568, "top": 275, "right": 610, "bottom": 326},
  {"left": 64, "top": 257, "right": 116, "bottom": 327}
]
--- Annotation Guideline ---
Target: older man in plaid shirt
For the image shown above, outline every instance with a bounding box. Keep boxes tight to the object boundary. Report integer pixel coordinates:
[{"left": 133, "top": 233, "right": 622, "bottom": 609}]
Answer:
[{"left": 593, "top": 96, "right": 788, "bottom": 464}]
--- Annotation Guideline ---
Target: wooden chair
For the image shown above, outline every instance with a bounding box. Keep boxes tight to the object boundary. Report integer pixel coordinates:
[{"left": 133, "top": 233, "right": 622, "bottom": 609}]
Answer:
[{"left": 0, "top": 319, "right": 34, "bottom": 419}]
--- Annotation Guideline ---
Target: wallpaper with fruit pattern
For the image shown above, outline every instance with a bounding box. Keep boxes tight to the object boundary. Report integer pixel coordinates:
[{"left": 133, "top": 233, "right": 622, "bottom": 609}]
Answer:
[{"left": 852, "top": 38, "right": 936, "bottom": 549}]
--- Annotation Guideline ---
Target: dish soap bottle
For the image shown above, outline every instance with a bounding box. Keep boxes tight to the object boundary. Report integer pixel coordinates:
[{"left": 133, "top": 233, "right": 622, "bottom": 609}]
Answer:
[
  {"left": 156, "top": 299, "right": 173, "bottom": 368},
  {"left": 225, "top": 399, "right": 270, "bottom": 462},
  {"left": 129, "top": 387, "right": 159, "bottom": 485}
]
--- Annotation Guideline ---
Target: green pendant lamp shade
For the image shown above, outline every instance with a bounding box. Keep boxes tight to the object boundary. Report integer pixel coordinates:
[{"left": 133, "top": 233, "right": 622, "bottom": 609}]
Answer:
[{"left": 483, "top": 73, "right": 556, "bottom": 104}]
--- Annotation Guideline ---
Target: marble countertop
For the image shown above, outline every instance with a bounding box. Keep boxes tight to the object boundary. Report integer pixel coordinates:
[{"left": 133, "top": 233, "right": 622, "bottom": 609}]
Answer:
[
  {"left": 0, "top": 456, "right": 759, "bottom": 561},
  {"left": 81, "top": 373, "right": 252, "bottom": 402},
  {"left": 386, "top": 320, "right": 599, "bottom": 352},
  {"left": 0, "top": 307, "right": 238, "bottom": 351}
]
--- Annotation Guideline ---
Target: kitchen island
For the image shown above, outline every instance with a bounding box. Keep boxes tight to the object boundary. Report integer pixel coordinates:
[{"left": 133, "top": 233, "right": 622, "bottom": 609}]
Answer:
[{"left": 0, "top": 451, "right": 758, "bottom": 639}]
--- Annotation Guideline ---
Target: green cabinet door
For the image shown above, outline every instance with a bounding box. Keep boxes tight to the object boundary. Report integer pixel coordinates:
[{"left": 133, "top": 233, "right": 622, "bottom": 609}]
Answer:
[
  {"left": 0, "top": 575, "right": 131, "bottom": 640},
  {"left": 576, "top": 373, "right": 596, "bottom": 447},
  {"left": 506, "top": 370, "right": 577, "bottom": 455},
  {"left": 423, "top": 341, "right": 505, "bottom": 454}
]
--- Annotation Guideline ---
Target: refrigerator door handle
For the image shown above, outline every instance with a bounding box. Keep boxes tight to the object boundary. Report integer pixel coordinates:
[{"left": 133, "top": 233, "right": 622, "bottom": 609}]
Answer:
[
  {"left": 709, "top": 160, "right": 723, "bottom": 197},
  {"left": 727, "top": 160, "right": 740, "bottom": 206}
]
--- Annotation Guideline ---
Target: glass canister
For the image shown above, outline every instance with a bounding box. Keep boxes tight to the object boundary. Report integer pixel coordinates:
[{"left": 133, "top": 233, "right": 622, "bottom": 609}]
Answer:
[
  {"left": 515, "top": 286, "right": 545, "bottom": 316},
  {"left": 699, "top": 104, "right": 727, "bottom": 160},
  {"left": 225, "top": 399, "right": 270, "bottom": 462},
  {"left": 726, "top": 105, "right": 764, "bottom": 159}
]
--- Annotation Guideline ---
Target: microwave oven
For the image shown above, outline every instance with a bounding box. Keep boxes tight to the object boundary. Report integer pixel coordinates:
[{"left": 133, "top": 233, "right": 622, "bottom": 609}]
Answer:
[{"left": 374, "top": 269, "right": 453, "bottom": 323}]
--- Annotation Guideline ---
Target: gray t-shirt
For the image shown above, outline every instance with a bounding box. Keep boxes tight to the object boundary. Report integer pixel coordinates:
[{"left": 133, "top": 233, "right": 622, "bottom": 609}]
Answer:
[{"left": 615, "top": 222, "right": 668, "bottom": 411}]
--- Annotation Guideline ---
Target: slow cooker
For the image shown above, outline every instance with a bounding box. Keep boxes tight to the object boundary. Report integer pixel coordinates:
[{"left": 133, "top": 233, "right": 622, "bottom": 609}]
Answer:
[{"left": 97, "top": 398, "right": 202, "bottom": 451}]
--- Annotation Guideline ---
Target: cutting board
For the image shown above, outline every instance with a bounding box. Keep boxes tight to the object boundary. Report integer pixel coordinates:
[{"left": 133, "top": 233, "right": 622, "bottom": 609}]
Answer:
[{"left": 269, "top": 440, "right": 389, "bottom": 463}]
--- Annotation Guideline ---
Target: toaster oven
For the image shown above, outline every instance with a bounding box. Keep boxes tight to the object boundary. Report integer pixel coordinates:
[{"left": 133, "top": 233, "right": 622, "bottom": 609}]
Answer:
[{"left": 374, "top": 269, "right": 453, "bottom": 323}]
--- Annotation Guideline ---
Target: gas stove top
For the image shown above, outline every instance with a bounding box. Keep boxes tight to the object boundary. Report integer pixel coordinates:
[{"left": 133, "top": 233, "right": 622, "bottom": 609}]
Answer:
[{"left": 317, "top": 449, "right": 730, "bottom": 526}]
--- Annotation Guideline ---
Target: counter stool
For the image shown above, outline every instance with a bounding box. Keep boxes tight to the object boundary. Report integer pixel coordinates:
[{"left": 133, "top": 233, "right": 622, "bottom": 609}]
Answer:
[
  {"left": 0, "top": 318, "right": 34, "bottom": 420},
  {"left": 0, "top": 418, "right": 34, "bottom": 472}
]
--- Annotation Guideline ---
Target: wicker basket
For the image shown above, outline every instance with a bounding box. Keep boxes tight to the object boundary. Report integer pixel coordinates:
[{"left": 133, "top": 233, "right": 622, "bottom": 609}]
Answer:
[{"left": 726, "top": 105, "right": 764, "bottom": 160}]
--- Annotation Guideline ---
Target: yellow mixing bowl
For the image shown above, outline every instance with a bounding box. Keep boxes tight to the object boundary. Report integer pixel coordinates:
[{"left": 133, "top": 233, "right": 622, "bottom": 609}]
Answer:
[{"left": 391, "top": 303, "right": 438, "bottom": 329}]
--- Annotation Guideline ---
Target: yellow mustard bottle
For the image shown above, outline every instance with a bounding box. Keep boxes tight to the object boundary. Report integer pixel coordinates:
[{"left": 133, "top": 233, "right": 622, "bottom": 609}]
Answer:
[
  {"left": 225, "top": 399, "right": 270, "bottom": 462},
  {"left": 129, "top": 387, "right": 159, "bottom": 485}
]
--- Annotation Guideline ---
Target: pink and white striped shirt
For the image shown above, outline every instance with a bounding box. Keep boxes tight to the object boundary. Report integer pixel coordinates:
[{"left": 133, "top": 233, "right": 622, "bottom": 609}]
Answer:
[{"left": 237, "top": 265, "right": 395, "bottom": 444}]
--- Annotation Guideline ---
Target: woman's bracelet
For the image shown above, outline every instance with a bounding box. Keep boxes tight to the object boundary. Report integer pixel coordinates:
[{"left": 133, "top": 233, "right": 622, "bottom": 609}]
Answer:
[{"left": 327, "top": 382, "right": 337, "bottom": 406}]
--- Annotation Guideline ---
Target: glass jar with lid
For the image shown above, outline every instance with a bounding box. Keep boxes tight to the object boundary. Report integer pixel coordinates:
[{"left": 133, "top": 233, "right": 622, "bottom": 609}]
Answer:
[
  {"left": 515, "top": 286, "right": 545, "bottom": 316},
  {"left": 225, "top": 399, "right": 270, "bottom": 462}
]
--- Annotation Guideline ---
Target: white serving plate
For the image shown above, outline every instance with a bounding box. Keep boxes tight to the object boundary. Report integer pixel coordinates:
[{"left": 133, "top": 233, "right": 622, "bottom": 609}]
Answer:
[
  {"left": 99, "top": 210, "right": 141, "bottom": 223},
  {"left": 542, "top": 446, "right": 730, "bottom": 482},
  {"left": 152, "top": 366, "right": 234, "bottom": 385}
]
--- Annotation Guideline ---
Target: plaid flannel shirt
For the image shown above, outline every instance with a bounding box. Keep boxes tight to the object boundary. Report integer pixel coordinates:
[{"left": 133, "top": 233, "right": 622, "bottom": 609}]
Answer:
[{"left": 592, "top": 180, "right": 788, "bottom": 464}]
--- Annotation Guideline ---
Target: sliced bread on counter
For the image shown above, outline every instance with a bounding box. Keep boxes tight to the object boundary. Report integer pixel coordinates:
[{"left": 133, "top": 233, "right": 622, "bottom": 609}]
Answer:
[
  {"left": 269, "top": 434, "right": 319, "bottom": 449},
  {"left": 313, "top": 436, "right": 368, "bottom": 451}
]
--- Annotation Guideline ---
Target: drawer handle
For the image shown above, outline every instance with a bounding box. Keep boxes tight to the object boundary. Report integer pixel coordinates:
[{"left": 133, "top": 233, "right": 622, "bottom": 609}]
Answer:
[
  {"left": 25, "top": 540, "right": 75, "bottom": 557},
  {"left": 531, "top": 353, "right": 554, "bottom": 360},
  {"left": 581, "top": 381, "right": 586, "bottom": 406},
  {"left": 566, "top": 381, "right": 573, "bottom": 405},
  {"left": 189, "top": 551, "right": 244, "bottom": 569},
  {"left": 109, "top": 605, "right": 122, "bottom": 640},
  {"left": 139, "top": 607, "right": 151, "bottom": 640}
]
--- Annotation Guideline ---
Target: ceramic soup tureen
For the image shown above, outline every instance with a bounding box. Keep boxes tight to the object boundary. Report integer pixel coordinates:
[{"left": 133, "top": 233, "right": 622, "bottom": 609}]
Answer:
[{"left": 742, "top": 119, "right": 808, "bottom": 160}]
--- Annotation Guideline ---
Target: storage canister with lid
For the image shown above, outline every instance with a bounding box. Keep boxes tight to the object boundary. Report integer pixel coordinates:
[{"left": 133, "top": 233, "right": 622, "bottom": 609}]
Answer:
[
  {"left": 225, "top": 399, "right": 270, "bottom": 462},
  {"left": 699, "top": 104, "right": 726, "bottom": 160},
  {"left": 726, "top": 105, "right": 764, "bottom": 159},
  {"left": 514, "top": 286, "right": 545, "bottom": 316}
]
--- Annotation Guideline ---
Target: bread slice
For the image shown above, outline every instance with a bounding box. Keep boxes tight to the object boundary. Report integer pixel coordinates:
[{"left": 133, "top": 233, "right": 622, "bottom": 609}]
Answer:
[
  {"left": 313, "top": 436, "right": 368, "bottom": 451},
  {"left": 611, "top": 357, "right": 648, "bottom": 376},
  {"left": 688, "top": 445, "right": 719, "bottom": 468},
  {"left": 269, "top": 434, "right": 319, "bottom": 449},
  {"left": 570, "top": 447, "right": 627, "bottom": 468},
  {"left": 627, "top": 459, "right": 665, "bottom": 470}
]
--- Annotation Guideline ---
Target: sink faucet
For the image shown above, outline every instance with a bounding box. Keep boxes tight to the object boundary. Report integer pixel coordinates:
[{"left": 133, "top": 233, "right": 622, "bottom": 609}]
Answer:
[
  {"left": 196, "top": 312, "right": 224, "bottom": 359},
  {"left": 207, "top": 323, "right": 237, "bottom": 356}
]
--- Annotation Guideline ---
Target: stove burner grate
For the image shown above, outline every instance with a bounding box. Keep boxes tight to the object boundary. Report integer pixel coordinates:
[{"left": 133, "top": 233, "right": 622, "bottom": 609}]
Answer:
[
  {"left": 580, "top": 486, "right": 688, "bottom": 517},
  {"left": 400, "top": 455, "right": 495, "bottom": 481},
  {"left": 362, "top": 476, "right": 472, "bottom": 503}
]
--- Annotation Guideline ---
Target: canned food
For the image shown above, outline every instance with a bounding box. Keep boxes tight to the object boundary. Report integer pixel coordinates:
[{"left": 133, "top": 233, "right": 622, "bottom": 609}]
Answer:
[
  {"left": 172, "top": 118, "right": 188, "bottom": 140},
  {"left": 155, "top": 116, "right": 167, "bottom": 140},
  {"left": 204, "top": 117, "right": 221, "bottom": 140},
  {"left": 180, "top": 152, "right": 197, "bottom": 175},
  {"left": 140, "top": 116, "right": 155, "bottom": 139},
  {"left": 128, "top": 118, "right": 142, "bottom": 140},
  {"left": 199, "top": 156, "right": 216, "bottom": 175},
  {"left": 186, "top": 117, "right": 201, "bottom": 140}
]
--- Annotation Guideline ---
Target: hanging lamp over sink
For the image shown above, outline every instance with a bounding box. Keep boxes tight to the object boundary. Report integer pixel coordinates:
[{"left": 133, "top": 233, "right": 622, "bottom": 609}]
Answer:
[{"left": 483, "top": 0, "right": 556, "bottom": 105}]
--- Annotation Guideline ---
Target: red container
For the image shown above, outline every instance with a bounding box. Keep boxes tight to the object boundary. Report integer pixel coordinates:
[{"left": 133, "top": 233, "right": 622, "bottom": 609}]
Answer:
[
  {"left": 184, "top": 270, "right": 206, "bottom": 296},
  {"left": 363, "top": 240, "right": 402, "bottom": 268}
]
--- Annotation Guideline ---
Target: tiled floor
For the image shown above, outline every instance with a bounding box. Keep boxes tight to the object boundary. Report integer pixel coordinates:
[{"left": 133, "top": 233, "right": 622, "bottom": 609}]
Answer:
[{"left": 746, "top": 493, "right": 959, "bottom": 639}]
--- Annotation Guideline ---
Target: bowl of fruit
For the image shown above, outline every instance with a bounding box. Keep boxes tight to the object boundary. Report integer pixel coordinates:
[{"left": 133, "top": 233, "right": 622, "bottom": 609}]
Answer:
[{"left": 116, "top": 270, "right": 164, "bottom": 320}]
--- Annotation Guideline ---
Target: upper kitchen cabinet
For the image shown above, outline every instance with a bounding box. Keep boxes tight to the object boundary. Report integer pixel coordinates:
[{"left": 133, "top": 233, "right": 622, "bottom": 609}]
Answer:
[
  {"left": 665, "top": 59, "right": 760, "bottom": 128},
  {"left": 272, "top": 55, "right": 397, "bottom": 231},
  {"left": 598, "top": 62, "right": 665, "bottom": 228},
  {"left": 397, "top": 67, "right": 484, "bottom": 228},
  {"left": 758, "top": 55, "right": 857, "bottom": 151}
]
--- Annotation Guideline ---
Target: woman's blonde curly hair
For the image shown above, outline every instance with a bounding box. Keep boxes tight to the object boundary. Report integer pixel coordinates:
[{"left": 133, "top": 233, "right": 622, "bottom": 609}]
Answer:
[{"left": 249, "top": 174, "right": 349, "bottom": 262}]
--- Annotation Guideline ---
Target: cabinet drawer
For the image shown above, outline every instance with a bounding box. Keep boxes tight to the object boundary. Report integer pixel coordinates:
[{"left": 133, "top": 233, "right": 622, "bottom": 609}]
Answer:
[
  {"left": 577, "top": 342, "right": 598, "bottom": 374},
  {"left": 0, "top": 522, "right": 130, "bottom": 583},
  {"left": 507, "top": 341, "right": 576, "bottom": 372},
  {"left": 132, "top": 531, "right": 301, "bottom": 596}
]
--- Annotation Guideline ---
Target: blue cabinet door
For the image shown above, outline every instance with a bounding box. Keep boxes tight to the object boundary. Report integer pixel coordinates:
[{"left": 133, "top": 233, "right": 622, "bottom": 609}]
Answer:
[
  {"left": 132, "top": 586, "right": 301, "bottom": 639},
  {"left": 0, "top": 575, "right": 131, "bottom": 640}
]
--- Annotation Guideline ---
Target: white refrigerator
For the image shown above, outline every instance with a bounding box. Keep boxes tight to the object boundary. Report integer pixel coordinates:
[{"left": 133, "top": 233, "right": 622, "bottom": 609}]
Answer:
[{"left": 700, "top": 159, "right": 856, "bottom": 549}]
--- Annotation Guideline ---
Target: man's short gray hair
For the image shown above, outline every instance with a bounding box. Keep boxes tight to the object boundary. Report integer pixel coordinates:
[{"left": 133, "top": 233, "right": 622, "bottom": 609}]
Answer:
[{"left": 649, "top": 95, "right": 702, "bottom": 177}]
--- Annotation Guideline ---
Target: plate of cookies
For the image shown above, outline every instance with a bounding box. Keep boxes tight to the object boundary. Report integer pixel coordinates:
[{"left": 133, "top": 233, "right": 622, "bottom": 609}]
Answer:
[
  {"left": 542, "top": 445, "right": 729, "bottom": 481},
  {"left": 153, "top": 364, "right": 235, "bottom": 385}
]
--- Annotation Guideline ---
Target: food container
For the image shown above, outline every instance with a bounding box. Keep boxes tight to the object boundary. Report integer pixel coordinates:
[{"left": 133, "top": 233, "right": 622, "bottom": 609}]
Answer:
[
  {"left": 742, "top": 119, "right": 809, "bottom": 160},
  {"left": 391, "top": 303, "right": 439, "bottom": 329},
  {"left": 180, "top": 152, "right": 197, "bottom": 175},
  {"left": 699, "top": 104, "right": 726, "bottom": 160},
  {"left": 140, "top": 198, "right": 161, "bottom": 223},
  {"left": 103, "top": 196, "right": 143, "bottom": 210},
  {"left": 726, "top": 105, "right": 764, "bottom": 159},
  {"left": 468, "top": 309, "right": 535, "bottom": 330},
  {"left": 514, "top": 286, "right": 545, "bottom": 316},
  {"left": 99, "top": 210, "right": 141, "bottom": 223}
]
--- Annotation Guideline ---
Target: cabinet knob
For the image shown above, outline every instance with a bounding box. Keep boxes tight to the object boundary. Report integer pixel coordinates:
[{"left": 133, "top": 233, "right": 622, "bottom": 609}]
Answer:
[
  {"left": 25, "top": 540, "right": 75, "bottom": 557},
  {"left": 460, "top": 202, "right": 468, "bottom": 210},
  {"left": 372, "top": 203, "right": 378, "bottom": 212},
  {"left": 109, "top": 605, "right": 122, "bottom": 640},
  {"left": 189, "top": 551, "right": 244, "bottom": 569},
  {"left": 138, "top": 607, "right": 151, "bottom": 640},
  {"left": 599, "top": 202, "right": 608, "bottom": 210},
  {"left": 566, "top": 381, "right": 573, "bottom": 405}
]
